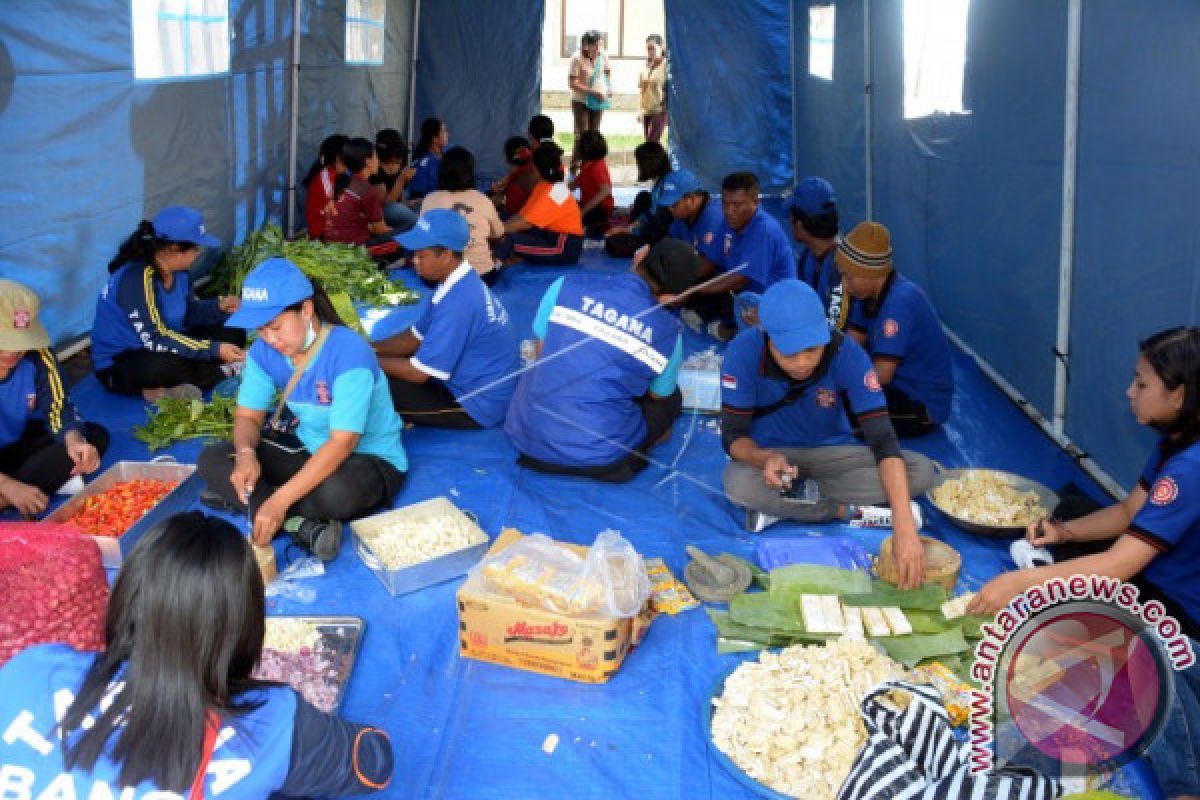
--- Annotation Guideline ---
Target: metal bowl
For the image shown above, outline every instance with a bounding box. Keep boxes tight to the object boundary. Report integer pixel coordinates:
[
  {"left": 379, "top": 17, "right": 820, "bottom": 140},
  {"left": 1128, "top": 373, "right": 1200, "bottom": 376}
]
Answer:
[{"left": 926, "top": 468, "right": 1059, "bottom": 539}]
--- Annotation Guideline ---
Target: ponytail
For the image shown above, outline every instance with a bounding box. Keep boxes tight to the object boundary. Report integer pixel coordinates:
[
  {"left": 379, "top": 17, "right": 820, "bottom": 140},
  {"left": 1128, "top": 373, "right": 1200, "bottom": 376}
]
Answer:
[
  {"left": 107, "top": 220, "right": 167, "bottom": 274},
  {"left": 533, "top": 142, "right": 566, "bottom": 184},
  {"left": 302, "top": 134, "right": 348, "bottom": 188},
  {"left": 285, "top": 282, "right": 345, "bottom": 328}
]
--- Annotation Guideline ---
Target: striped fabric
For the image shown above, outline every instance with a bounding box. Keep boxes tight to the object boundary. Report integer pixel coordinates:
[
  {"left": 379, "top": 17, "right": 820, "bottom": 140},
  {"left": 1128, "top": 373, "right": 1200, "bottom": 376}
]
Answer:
[{"left": 836, "top": 680, "right": 1062, "bottom": 800}]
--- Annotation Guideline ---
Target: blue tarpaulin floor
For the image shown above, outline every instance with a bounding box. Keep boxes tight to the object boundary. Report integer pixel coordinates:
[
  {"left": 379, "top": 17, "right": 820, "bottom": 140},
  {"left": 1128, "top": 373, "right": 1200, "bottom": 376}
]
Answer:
[{"left": 35, "top": 247, "right": 1162, "bottom": 799}]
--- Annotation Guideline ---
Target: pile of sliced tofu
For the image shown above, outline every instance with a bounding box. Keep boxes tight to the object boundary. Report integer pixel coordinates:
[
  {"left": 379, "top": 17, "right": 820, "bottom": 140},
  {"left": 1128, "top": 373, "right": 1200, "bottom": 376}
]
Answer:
[{"left": 799, "top": 591, "right": 976, "bottom": 637}]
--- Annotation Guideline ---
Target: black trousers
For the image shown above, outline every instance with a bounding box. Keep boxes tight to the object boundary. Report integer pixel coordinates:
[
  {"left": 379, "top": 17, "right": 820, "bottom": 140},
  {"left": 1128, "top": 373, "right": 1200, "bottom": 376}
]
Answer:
[
  {"left": 517, "top": 389, "right": 682, "bottom": 483},
  {"left": 387, "top": 378, "right": 481, "bottom": 430},
  {"left": 0, "top": 421, "right": 110, "bottom": 495},
  {"left": 848, "top": 383, "right": 940, "bottom": 438},
  {"left": 97, "top": 325, "right": 246, "bottom": 394},
  {"left": 197, "top": 439, "right": 406, "bottom": 521}
]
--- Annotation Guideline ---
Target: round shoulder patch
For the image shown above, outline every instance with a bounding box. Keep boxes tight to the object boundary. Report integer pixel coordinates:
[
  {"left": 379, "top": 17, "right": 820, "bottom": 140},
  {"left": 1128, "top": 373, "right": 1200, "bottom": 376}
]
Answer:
[
  {"left": 703, "top": 232, "right": 714, "bottom": 245},
  {"left": 864, "top": 370, "right": 882, "bottom": 392},
  {"left": 882, "top": 318, "right": 900, "bottom": 338},
  {"left": 1150, "top": 476, "right": 1179, "bottom": 506}
]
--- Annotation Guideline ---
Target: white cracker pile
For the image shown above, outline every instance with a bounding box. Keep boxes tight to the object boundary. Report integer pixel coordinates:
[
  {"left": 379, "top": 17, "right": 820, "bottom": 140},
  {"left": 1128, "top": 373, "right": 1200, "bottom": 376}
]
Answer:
[
  {"left": 360, "top": 510, "right": 485, "bottom": 570},
  {"left": 710, "top": 638, "right": 903, "bottom": 799},
  {"left": 264, "top": 617, "right": 323, "bottom": 652},
  {"left": 931, "top": 470, "right": 1046, "bottom": 527}
]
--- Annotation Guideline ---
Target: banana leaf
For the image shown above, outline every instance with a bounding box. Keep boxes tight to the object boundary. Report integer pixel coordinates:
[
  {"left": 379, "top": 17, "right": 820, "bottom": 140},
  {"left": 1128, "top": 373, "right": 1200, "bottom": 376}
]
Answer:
[
  {"left": 876, "top": 627, "right": 970, "bottom": 668},
  {"left": 842, "top": 580, "right": 948, "bottom": 611},
  {"left": 728, "top": 591, "right": 804, "bottom": 633},
  {"left": 768, "top": 565, "right": 871, "bottom": 598}
]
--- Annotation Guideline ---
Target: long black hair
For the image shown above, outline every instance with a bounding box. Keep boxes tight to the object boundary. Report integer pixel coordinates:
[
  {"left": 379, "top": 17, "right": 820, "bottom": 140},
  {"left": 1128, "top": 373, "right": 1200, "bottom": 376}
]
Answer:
[
  {"left": 106, "top": 221, "right": 197, "bottom": 274},
  {"left": 284, "top": 281, "right": 346, "bottom": 327},
  {"left": 533, "top": 141, "right": 566, "bottom": 183},
  {"left": 60, "top": 512, "right": 267, "bottom": 793},
  {"left": 633, "top": 141, "right": 670, "bottom": 183},
  {"left": 1141, "top": 326, "right": 1200, "bottom": 459},
  {"left": 374, "top": 128, "right": 407, "bottom": 165},
  {"left": 302, "top": 133, "right": 347, "bottom": 188},
  {"left": 413, "top": 117, "right": 444, "bottom": 160},
  {"left": 333, "top": 137, "right": 375, "bottom": 201},
  {"left": 437, "top": 146, "right": 476, "bottom": 192}
]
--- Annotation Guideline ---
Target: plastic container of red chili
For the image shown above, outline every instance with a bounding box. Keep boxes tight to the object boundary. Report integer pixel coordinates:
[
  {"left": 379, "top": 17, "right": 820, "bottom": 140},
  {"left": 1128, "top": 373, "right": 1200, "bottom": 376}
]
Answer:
[{"left": 44, "top": 460, "right": 201, "bottom": 568}]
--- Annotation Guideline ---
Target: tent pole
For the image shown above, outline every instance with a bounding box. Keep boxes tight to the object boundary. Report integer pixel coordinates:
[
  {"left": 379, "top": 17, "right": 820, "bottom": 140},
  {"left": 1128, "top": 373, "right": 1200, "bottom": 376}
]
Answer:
[
  {"left": 863, "top": 0, "right": 873, "bottom": 219},
  {"left": 1053, "top": 0, "right": 1082, "bottom": 436},
  {"left": 285, "top": 0, "right": 303, "bottom": 238},
  {"left": 406, "top": 0, "right": 421, "bottom": 152}
]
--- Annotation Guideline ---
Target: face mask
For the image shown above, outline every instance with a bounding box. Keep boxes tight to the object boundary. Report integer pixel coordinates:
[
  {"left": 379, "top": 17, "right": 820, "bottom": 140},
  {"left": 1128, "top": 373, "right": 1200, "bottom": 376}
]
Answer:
[{"left": 303, "top": 319, "right": 317, "bottom": 350}]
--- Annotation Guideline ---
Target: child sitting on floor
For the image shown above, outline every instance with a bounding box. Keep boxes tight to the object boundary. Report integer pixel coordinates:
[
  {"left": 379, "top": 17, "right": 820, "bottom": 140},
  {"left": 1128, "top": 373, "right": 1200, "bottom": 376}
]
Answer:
[
  {"left": 490, "top": 136, "right": 537, "bottom": 217},
  {"left": 495, "top": 143, "right": 584, "bottom": 267},
  {"left": 570, "top": 130, "right": 614, "bottom": 239}
]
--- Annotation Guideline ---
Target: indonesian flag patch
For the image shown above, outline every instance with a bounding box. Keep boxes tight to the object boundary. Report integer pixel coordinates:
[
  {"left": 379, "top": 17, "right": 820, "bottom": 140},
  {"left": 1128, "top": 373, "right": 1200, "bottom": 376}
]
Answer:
[
  {"left": 721, "top": 373, "right": 738, "bottom": 390},
  {"left": 1150, "top": 476, "right": 1178, "bottom": 506}
]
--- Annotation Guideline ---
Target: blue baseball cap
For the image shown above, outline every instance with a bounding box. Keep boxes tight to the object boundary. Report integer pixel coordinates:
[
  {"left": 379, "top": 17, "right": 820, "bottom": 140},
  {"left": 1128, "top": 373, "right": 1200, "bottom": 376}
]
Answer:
[
  {"left": 787, "top": 176, "right": 837, "bottom": 216},
  {"left": 656, "top": 168, "right": 703, "bottom": 207},
  {"left": 758, "top": 279, "right": 831, "bottom": 356},
  {"left": 224, "top": 258, "right": 314, "bottom": 329},
  {"left": 151, "top": 206, "right": 220, "bottom": 247},
  {"left": 395, "top": 209, "right": 470, "bottom": 252}
]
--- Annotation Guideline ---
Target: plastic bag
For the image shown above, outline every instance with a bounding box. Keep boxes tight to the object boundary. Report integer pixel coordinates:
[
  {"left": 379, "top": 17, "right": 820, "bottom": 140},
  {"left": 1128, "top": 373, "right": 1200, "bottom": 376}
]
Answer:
[
  {"left": 0, "top": 523, "right": 108, "bottom": 665},
  {"left": 265, "top": 556, "right": 325, "bottom": 604},
  {"left": 476, "top": 530, "right": 650, "bottom": 618}
]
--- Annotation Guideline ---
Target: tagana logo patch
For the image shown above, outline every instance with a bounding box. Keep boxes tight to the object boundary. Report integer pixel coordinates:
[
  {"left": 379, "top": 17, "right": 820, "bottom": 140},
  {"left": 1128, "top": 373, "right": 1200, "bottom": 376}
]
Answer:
[
  {"left": 1150, "top": 476, "right": 1178, "bottom": 506},
  {"left": 12, "top": 309, "right": 30, "bottom": 330},
  {"left": 816, "top": 387, "right": 837, "bottom": 408},
  {"left": 504, "top": 620, "right": 573, "bottom": 645},
  {"left": 243, "top": 287, "right": 269, "bottom": 303},
  {"left": 864, "top": 370, "right": 882, "bottom": 392},
  {"left": 882, "top": 318, "right": 900, "bottom": 338}
]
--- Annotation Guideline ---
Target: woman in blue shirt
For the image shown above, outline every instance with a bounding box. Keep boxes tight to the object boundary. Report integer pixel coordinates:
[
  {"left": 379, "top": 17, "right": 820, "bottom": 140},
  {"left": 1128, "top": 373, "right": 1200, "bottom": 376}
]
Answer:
[
  {"left": 405, "top": 117, "right": 449, "bottom": 204},
  {"left": 91, "top": 206, "right": 246, "bottom": 401},
  {"left": 0, "top": 511, "right": 393, "bottom": 797},
  {"left": 967, "top": 327, "right": 1200, "bottom": 798},
  {"left": 196, "top": 258, "right": 407, "bottom": 561},
  {"left": 0, "top": 281, "right": 107, "bottom": 515}
]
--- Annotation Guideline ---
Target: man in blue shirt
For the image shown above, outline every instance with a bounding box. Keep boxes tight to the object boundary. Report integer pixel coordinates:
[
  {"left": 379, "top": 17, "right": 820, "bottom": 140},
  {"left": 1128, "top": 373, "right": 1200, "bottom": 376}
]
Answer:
[
  {"left": 373, "top": 210, "right": 519, "bottom": 429},
  {"left": 657, "top": 169, "right": 727, "bottom": 332},
  {"left": 720, "top": 280, "right": 934, "bottom": 588},
  {"left": 688, "top": 172, "right": 795, "bottom": 341},
  {"left": 505, "top": 240, "right": 698, "bottom": 482},
  {"left": 790, "top": 176, "right": 850, "bottom": 331},
  {"left": 840, "top": 221, "right": 954, "bottom": 436}
]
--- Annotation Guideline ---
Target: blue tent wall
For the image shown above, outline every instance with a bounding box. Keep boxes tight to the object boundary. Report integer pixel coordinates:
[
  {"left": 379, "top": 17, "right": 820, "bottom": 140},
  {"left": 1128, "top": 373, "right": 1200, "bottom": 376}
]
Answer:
[
  {"left": 664, "top": 0, "right": 794, "bottom": 192},
  {"left": 0, "top": 0, "right": 415, "bottom": 347},
  {"left": 1068, "top": 0, "right": 1200, "bottom": 484},
  {"left": 412, "top": 0, "right": 543, "bottom": 183},
  {"left": 296, "top": 0, "right": 415, "bottom": 208}
]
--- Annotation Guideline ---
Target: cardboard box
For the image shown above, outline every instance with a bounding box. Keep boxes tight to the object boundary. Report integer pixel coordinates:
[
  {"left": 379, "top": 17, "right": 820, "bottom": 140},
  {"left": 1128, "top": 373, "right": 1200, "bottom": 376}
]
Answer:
[{"left": 457, "top": 529, "right": 655, "bottom": 684}]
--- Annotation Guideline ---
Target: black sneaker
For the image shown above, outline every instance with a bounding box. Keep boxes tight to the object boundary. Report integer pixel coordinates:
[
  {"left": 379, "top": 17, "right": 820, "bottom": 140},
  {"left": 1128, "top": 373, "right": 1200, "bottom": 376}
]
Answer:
[{"left": 288, "top": 517, "right": 343, "bottom": 562}]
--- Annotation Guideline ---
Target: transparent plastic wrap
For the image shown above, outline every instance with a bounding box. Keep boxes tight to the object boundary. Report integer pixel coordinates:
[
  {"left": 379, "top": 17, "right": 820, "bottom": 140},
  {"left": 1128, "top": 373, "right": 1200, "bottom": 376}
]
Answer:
[{"left": 474, "top": 530, "right": 650, "bottom": 618}]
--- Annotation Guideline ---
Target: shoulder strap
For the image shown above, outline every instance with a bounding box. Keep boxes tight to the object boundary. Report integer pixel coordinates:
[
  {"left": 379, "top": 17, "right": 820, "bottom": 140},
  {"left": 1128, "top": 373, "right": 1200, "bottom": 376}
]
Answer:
[
  {"left": 270, "top": 324, "right": 332, "bottom": 429},
  {"left": 752, "top": 330, "right": 844, "bottom": 419}
]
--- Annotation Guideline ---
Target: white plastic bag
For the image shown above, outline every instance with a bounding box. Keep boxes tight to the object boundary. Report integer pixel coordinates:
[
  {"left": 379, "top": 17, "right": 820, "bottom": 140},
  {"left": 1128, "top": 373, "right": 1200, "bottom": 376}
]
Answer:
[{"left": 475, "top": 530, "right": 650, "bottom": 618}]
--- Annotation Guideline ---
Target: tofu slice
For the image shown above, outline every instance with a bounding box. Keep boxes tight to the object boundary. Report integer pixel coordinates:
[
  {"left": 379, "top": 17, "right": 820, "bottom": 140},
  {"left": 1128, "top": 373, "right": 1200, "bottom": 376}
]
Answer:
[
  {"left": 861, "top": 606, "right": 891, "bottom": 638},
  {"left": 801, "top": 594, "right": 844, "bottom": 634},
  {"left": 881, "top": 606, "right": 913, "bottom": 636},
  {"left": 941, "top": 592, "right": 976, "bottom": 620},
  {"left": 842, "top": 605, "right": 865, "bottom": 638}
]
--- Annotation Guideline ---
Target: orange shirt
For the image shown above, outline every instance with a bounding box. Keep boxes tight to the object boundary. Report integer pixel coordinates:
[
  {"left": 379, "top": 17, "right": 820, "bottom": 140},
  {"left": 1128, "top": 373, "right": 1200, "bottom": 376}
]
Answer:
[{"left": 520, "top": 181, "right": 584, "bottom": 236}]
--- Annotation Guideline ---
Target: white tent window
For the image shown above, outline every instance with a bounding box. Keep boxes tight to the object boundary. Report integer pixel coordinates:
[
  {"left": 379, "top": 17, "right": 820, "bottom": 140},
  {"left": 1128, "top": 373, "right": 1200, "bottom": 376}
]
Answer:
[
  {"left": 903, "top": 0, "right": 971, "bottom": 119},
  {"left": 132, "top": 0, "right": 229, "bottom": 81},
  {"left": 346, "top": 0, "right": 386, "bottom": 66},
  {"left": 809, "top": 3, "right": 835, "bottom": 81}
]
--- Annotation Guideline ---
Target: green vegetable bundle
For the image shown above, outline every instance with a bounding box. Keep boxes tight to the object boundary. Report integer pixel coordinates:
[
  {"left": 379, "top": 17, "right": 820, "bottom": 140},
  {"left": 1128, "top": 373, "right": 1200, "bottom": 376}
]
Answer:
[
  {"left": 134, "top": 396, "right": 237, "bottom": 451},
  {"left": 205, "top": 224, "right": 419, "bottom": 307}
]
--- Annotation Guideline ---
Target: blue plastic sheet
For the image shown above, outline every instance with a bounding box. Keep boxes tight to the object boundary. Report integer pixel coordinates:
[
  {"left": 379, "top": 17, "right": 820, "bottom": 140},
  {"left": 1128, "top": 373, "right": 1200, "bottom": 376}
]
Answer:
[
  {"left": 664, "top": 0, "right": 794, "bottom": 192},
  {"left": 413, "top": 0, "right": 543, "bottom": 182},
  {"left": 38, "top": 246, "right": 1164, "bottom": 798}
]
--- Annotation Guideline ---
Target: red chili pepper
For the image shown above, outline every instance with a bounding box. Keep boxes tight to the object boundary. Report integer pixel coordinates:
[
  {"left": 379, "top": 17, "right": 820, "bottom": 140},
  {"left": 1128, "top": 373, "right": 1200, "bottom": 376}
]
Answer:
[{"left": 66, "top": 479, "right": 178, "bottom": 537}]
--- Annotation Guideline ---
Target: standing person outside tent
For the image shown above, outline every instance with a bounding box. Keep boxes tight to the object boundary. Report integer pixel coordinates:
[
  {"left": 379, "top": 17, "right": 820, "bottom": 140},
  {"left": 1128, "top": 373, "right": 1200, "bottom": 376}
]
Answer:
[
  {"left": 791, "top": 176, "right": 849, "bottom": 331},
  {"left": 373, "top": 210, "right": 518, "bottom": 429},
  {"left": 197, "top": 258, "right": 407, "bottom": 561},
  {"left": 840, "top": 221, "right": 954, "bottom": 436},
  {"left": 92, "top": 206, "right": 246, "bottom": 401},
  {"left": 568, "top": 31, "right": 611, "bottom": 168},
  {"left": 0, "top": 281, "right": 108, "bottom": 515},
  {"left": 0, "top": 511, "right": 393, "bottom": 797},
  {"left": 505, "top": 240, "right": 701, "bottom": 483},
  {"left": 720, "top": 280, "right": 933, "bottom": 588},
  {"left": 639, "top": 34, "right": 669, "bottom": 143}
]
